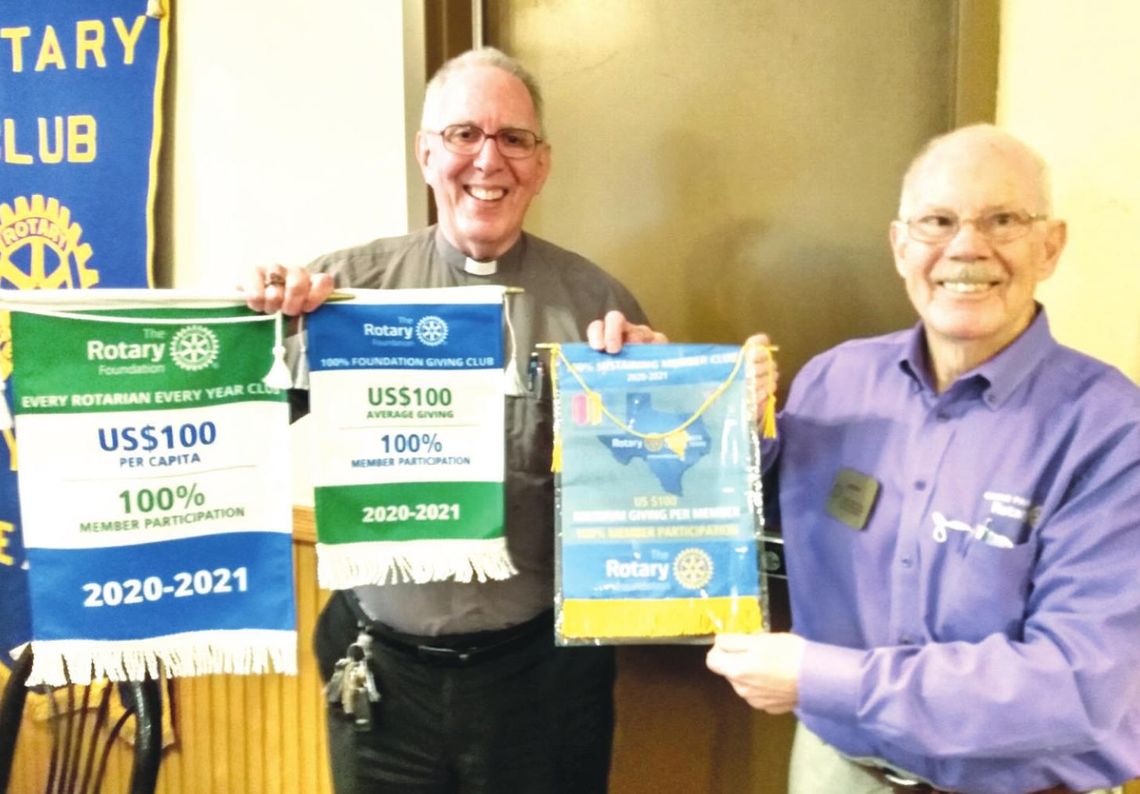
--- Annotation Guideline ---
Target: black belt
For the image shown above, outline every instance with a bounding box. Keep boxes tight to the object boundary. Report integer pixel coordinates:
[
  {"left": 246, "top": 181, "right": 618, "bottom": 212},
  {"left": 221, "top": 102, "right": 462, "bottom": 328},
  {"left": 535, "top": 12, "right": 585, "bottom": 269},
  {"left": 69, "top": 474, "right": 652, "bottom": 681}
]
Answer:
[{"left": 361, "top": 607, "right": 554, "bottom": 668}]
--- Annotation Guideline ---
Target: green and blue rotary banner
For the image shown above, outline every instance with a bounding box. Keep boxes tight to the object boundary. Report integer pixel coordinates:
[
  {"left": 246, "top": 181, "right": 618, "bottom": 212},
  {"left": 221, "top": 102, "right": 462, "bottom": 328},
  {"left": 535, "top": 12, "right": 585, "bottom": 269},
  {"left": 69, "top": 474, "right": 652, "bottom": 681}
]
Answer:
[
  {"left": 1, "top": 292, "right": 296, "bottom": 686},
  {"left": 551, "top": 343, "right": 766, "bottom": 643},
  {"left": 305, "top": 287, "right": 515, "bottom": 589},
  {"left": 1, "top": 0, "right": 169, "bottom": 665}
]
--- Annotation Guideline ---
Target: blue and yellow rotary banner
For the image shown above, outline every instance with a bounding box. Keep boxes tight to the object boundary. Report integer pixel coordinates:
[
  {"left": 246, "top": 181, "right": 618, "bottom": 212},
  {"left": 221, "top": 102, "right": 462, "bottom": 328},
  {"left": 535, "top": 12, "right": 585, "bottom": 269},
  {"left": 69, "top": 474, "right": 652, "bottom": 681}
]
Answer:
[
  {"left": 551, "top": 343, "right": 766, "bottom": 643},
  {"left": 1, "top": 0, "right": 169, "bottom": 664}
]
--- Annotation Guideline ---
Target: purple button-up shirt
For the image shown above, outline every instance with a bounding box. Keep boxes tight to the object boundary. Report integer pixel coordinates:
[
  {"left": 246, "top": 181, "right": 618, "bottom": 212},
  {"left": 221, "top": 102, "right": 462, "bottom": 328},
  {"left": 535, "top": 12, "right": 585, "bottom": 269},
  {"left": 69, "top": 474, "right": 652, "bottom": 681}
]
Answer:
[{"left": 775, "top": 309, "right": 1140, "bottom": 793}]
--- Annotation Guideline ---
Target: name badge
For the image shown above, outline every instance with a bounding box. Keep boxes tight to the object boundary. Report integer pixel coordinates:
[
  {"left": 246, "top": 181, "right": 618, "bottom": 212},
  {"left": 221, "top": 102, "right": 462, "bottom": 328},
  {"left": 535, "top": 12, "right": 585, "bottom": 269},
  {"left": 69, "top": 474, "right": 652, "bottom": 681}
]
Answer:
[{"left": 826, "top": 468, "right": 879, "bottom": 530}]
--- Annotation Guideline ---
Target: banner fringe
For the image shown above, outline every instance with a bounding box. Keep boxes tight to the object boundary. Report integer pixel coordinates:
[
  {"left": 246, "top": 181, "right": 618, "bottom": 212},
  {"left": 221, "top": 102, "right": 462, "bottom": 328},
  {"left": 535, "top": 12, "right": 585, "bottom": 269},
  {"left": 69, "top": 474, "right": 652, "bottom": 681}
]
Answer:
[
  {"left": 559, "top": 596, "right": 763, "bottom": 641},
  {"left": 317, "top": 538, "right": 517, "bottom": 589},
  {"left": 27, "top": 631, "right": 297, "bottom": 687}
]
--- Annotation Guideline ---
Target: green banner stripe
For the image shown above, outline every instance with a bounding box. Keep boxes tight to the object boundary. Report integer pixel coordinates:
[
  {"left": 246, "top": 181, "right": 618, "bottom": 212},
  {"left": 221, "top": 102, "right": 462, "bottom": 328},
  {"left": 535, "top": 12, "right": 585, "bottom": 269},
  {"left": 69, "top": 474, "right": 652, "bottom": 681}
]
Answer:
[
  {"left": 314, "top": 481, "right": 503, "bottom": 544},
  {"left": 11, "top": 310, "right": 285, "bottom": 413}
]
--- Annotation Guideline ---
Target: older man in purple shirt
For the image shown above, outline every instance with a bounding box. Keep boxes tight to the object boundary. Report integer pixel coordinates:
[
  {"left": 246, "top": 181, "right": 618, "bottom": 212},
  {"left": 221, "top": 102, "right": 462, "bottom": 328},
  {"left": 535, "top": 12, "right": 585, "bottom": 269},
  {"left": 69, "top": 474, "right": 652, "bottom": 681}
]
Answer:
[{"left": 708, "top": 125, "right": 1140, "bottom": 794}]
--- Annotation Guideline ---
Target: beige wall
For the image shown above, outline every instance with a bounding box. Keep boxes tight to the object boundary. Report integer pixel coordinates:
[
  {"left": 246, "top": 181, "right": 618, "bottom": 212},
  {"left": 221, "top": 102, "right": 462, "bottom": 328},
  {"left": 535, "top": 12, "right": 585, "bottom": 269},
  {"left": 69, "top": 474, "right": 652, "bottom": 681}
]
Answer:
[
  {"left": 167, "top": 0, "right": 412, "bottom": 287},
  {"left": 998, "top": 0, "right": 1140, "bottom": 382}
]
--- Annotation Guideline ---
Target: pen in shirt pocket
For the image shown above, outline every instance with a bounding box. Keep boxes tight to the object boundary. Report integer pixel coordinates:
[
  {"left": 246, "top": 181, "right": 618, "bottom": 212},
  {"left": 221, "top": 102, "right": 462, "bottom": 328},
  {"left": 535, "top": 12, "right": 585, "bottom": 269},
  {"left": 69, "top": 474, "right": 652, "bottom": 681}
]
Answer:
[
  {"left": 974, "top": 519, "right": 1015, "bottom": 549},
  {"left": 527, "top": 351, "right": 546, "bottom": 398}
]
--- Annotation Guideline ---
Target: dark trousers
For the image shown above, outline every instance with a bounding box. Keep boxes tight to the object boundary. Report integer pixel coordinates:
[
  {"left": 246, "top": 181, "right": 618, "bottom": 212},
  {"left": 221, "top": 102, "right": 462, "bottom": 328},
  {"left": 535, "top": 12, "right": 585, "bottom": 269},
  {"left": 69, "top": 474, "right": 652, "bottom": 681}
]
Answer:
[{"left": 315, "top": 591, "right": 616, "bottom": 793}]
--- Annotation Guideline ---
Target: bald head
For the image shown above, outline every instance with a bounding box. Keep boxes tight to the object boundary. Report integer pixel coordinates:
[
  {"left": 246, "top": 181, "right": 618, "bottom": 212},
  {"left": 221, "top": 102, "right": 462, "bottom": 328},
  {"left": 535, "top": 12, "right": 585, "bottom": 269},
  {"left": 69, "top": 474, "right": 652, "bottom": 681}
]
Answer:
[
  {"left": 898, "top": 124, "right": 1053, "bottom": 219},
  {"left": 422, "top": 47, "right": 545, "bottom": 137}
]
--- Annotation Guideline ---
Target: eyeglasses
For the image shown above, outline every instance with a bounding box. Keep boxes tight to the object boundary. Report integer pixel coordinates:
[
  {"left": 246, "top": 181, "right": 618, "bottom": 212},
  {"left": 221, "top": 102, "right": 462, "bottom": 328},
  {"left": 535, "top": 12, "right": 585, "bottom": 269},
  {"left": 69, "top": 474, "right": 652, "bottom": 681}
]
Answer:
[
  {"left": 427, "top": 124, "right": 543, "bottom": 159},
  {"left": 902, "top": 210, "right": 1048, "bottom": 244}
]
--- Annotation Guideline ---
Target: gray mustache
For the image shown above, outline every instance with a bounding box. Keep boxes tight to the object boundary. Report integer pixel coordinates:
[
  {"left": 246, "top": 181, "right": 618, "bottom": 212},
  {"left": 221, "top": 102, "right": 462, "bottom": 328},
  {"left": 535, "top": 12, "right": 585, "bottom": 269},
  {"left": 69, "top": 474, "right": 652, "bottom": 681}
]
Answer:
[{"left": 933, "top": 266, "right": 1001, "bottom": 282}]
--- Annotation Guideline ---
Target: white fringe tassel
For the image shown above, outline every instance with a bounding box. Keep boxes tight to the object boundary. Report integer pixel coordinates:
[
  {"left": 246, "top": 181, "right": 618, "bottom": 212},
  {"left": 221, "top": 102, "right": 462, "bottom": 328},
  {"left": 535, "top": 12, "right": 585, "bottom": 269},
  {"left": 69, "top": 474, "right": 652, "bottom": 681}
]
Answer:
[
  {"left": 262, "top": 312, "right": 293, "bottom": 389},
  {"left": 27, "top": 630, "right": 297, "bottom": 687},
  {"left": 316, "top": 538, "right": 517, "bottom": 589}
]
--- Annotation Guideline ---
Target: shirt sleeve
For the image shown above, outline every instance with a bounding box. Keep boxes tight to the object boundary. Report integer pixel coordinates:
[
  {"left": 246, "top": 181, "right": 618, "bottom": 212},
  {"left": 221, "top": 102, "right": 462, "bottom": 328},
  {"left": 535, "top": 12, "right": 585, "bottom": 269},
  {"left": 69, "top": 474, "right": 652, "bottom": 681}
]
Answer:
[{"left": 797, "top": 420, "right": 1140, "bottom": 760}]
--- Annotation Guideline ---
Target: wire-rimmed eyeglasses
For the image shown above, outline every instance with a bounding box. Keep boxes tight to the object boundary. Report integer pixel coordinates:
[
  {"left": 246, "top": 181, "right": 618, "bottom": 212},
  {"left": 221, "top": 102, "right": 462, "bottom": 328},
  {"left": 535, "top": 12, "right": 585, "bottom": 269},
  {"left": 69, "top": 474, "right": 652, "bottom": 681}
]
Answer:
[
  {"left": 426, "top": 123, "right": 543, "bottom": 160},
  {"left": 902, "top": 210, "right": 1048, "bottom": 244}
]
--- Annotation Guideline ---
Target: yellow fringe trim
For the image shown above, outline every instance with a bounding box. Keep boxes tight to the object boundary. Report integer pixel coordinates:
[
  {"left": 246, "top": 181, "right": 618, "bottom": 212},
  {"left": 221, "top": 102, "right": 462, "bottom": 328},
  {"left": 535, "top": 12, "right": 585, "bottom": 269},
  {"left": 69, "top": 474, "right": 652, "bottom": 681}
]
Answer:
[{"left": 560, "top": 596, "right": 763, "bottom": 639}]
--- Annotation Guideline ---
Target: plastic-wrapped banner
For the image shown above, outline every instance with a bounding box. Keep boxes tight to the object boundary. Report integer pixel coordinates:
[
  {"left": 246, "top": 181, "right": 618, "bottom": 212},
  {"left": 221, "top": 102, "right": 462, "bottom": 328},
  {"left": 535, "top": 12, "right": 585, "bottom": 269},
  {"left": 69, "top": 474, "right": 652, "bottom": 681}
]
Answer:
[
  {"left": 551, "top": 343, "right": 766, "bottom": 643},
  {"left": 3, "top": 292, "right": 296, "bottom": 686},
  {"left": 305, "top": 287, "right": 514, "bottom": 588}
]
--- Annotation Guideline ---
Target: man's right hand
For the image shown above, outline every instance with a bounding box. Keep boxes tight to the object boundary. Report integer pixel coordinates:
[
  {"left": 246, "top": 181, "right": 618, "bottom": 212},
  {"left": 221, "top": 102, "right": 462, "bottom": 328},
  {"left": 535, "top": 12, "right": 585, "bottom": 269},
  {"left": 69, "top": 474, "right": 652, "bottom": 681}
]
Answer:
[
  {"left": 705, "top": 631, "right": 804, "bottom": 714},
  {"left": 243, "top": 265, "right": 335, "bottom": 316}
]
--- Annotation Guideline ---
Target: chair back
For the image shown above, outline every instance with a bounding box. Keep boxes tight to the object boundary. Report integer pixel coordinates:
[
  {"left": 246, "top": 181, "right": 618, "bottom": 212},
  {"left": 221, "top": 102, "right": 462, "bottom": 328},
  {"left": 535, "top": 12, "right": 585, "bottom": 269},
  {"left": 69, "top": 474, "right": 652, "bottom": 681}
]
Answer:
[{"left": 0, "top": 648, "right": 163, "bottom": 794}]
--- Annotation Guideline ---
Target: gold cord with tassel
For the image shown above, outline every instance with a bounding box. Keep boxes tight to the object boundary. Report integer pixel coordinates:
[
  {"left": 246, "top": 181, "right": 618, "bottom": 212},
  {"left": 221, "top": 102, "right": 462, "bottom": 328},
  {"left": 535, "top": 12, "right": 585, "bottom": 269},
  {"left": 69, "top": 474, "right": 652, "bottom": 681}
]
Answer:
[{"left": 756, "top": 342, "right": 779, "bottom": 439}]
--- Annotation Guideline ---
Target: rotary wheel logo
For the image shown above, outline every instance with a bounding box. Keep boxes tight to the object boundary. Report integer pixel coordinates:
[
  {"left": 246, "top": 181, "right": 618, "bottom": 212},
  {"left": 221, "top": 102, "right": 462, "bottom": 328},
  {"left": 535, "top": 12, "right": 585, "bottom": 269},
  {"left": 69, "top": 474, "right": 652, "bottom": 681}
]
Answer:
[
  {"left": 644, "top": 437, "right": 664, "bottom": 452},
  {"left": 0, "top": 195, "right": 100, "bottom": 290},
  {"left": 673, "top": 547, "right": 714, "bottom": 590},
  {"left": 415, "top": 315, "right": 448, "bottom": 346},
  {"left": 169, "top": 325, "right": 219, "bottom": 371}
]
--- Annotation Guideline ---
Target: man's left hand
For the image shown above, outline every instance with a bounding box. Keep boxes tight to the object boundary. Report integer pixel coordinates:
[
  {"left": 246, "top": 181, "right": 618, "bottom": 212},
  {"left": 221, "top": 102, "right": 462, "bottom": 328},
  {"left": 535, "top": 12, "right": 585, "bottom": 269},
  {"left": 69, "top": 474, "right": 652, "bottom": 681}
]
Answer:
[
  {"left": 586, "top": 310, "right": 667, "bottom": 354},
  {"left": 705, "top": 632, "right": 805, "bottom": 714}
]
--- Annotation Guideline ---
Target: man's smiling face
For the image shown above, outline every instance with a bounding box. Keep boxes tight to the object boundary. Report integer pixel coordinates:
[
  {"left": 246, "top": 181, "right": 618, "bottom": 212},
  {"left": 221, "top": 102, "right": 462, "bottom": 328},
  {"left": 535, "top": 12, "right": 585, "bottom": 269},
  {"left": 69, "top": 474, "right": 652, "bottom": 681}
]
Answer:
[
  {"left": 889, "top": 131, "right": 1065, "bottom": 369},
  {"left": 416, "top": 65, "right": 550, "bottom": 261}
]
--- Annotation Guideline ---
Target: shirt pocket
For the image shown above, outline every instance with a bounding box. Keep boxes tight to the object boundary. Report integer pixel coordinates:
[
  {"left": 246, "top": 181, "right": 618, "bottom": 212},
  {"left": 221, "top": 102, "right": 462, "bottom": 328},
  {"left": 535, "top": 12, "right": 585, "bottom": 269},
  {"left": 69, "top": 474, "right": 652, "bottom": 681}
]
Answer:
[{"left": 934, "top": 537, "right": 1037, "bottom": 642}]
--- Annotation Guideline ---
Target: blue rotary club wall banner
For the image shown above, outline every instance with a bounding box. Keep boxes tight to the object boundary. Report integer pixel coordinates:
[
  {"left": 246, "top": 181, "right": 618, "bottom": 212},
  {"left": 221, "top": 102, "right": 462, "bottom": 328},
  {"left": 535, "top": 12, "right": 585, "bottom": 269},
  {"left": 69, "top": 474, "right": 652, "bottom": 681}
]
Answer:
[
  {"left": 551, "top": 343, "right": 766, "bottom": 643},
  {"left": 1, "top": 0, "right": 168, "bottom": 665},
  {"left": 0, "top": 292, "right": 296, "bottom": 686},
  {"left": 304, "top": 287, "right": 515, "bottom": 589}
]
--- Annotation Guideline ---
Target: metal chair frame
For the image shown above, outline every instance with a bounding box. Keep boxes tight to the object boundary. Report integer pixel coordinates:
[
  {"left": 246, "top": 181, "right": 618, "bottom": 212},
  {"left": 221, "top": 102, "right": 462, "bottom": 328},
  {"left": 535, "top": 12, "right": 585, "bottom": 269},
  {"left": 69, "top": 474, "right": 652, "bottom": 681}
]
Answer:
[{"left": 0, "top": 647, "right": 163, "bottom": 794}]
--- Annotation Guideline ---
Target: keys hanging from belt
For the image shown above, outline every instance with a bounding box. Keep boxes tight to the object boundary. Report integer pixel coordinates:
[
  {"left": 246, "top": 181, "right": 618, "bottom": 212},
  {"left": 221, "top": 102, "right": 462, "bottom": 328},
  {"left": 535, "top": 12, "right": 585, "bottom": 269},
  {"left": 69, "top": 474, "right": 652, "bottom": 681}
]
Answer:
[{"left": 324, "top": 631, "right": 382, "bottom": 732}]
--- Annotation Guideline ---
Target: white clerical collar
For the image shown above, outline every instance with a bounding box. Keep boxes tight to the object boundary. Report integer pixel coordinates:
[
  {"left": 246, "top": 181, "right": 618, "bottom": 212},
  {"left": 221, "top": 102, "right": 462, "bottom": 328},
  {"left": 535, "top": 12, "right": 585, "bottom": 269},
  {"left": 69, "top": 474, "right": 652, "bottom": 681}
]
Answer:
[{"left": 464, "top": 257, "right": 498, "bottom": 276}]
